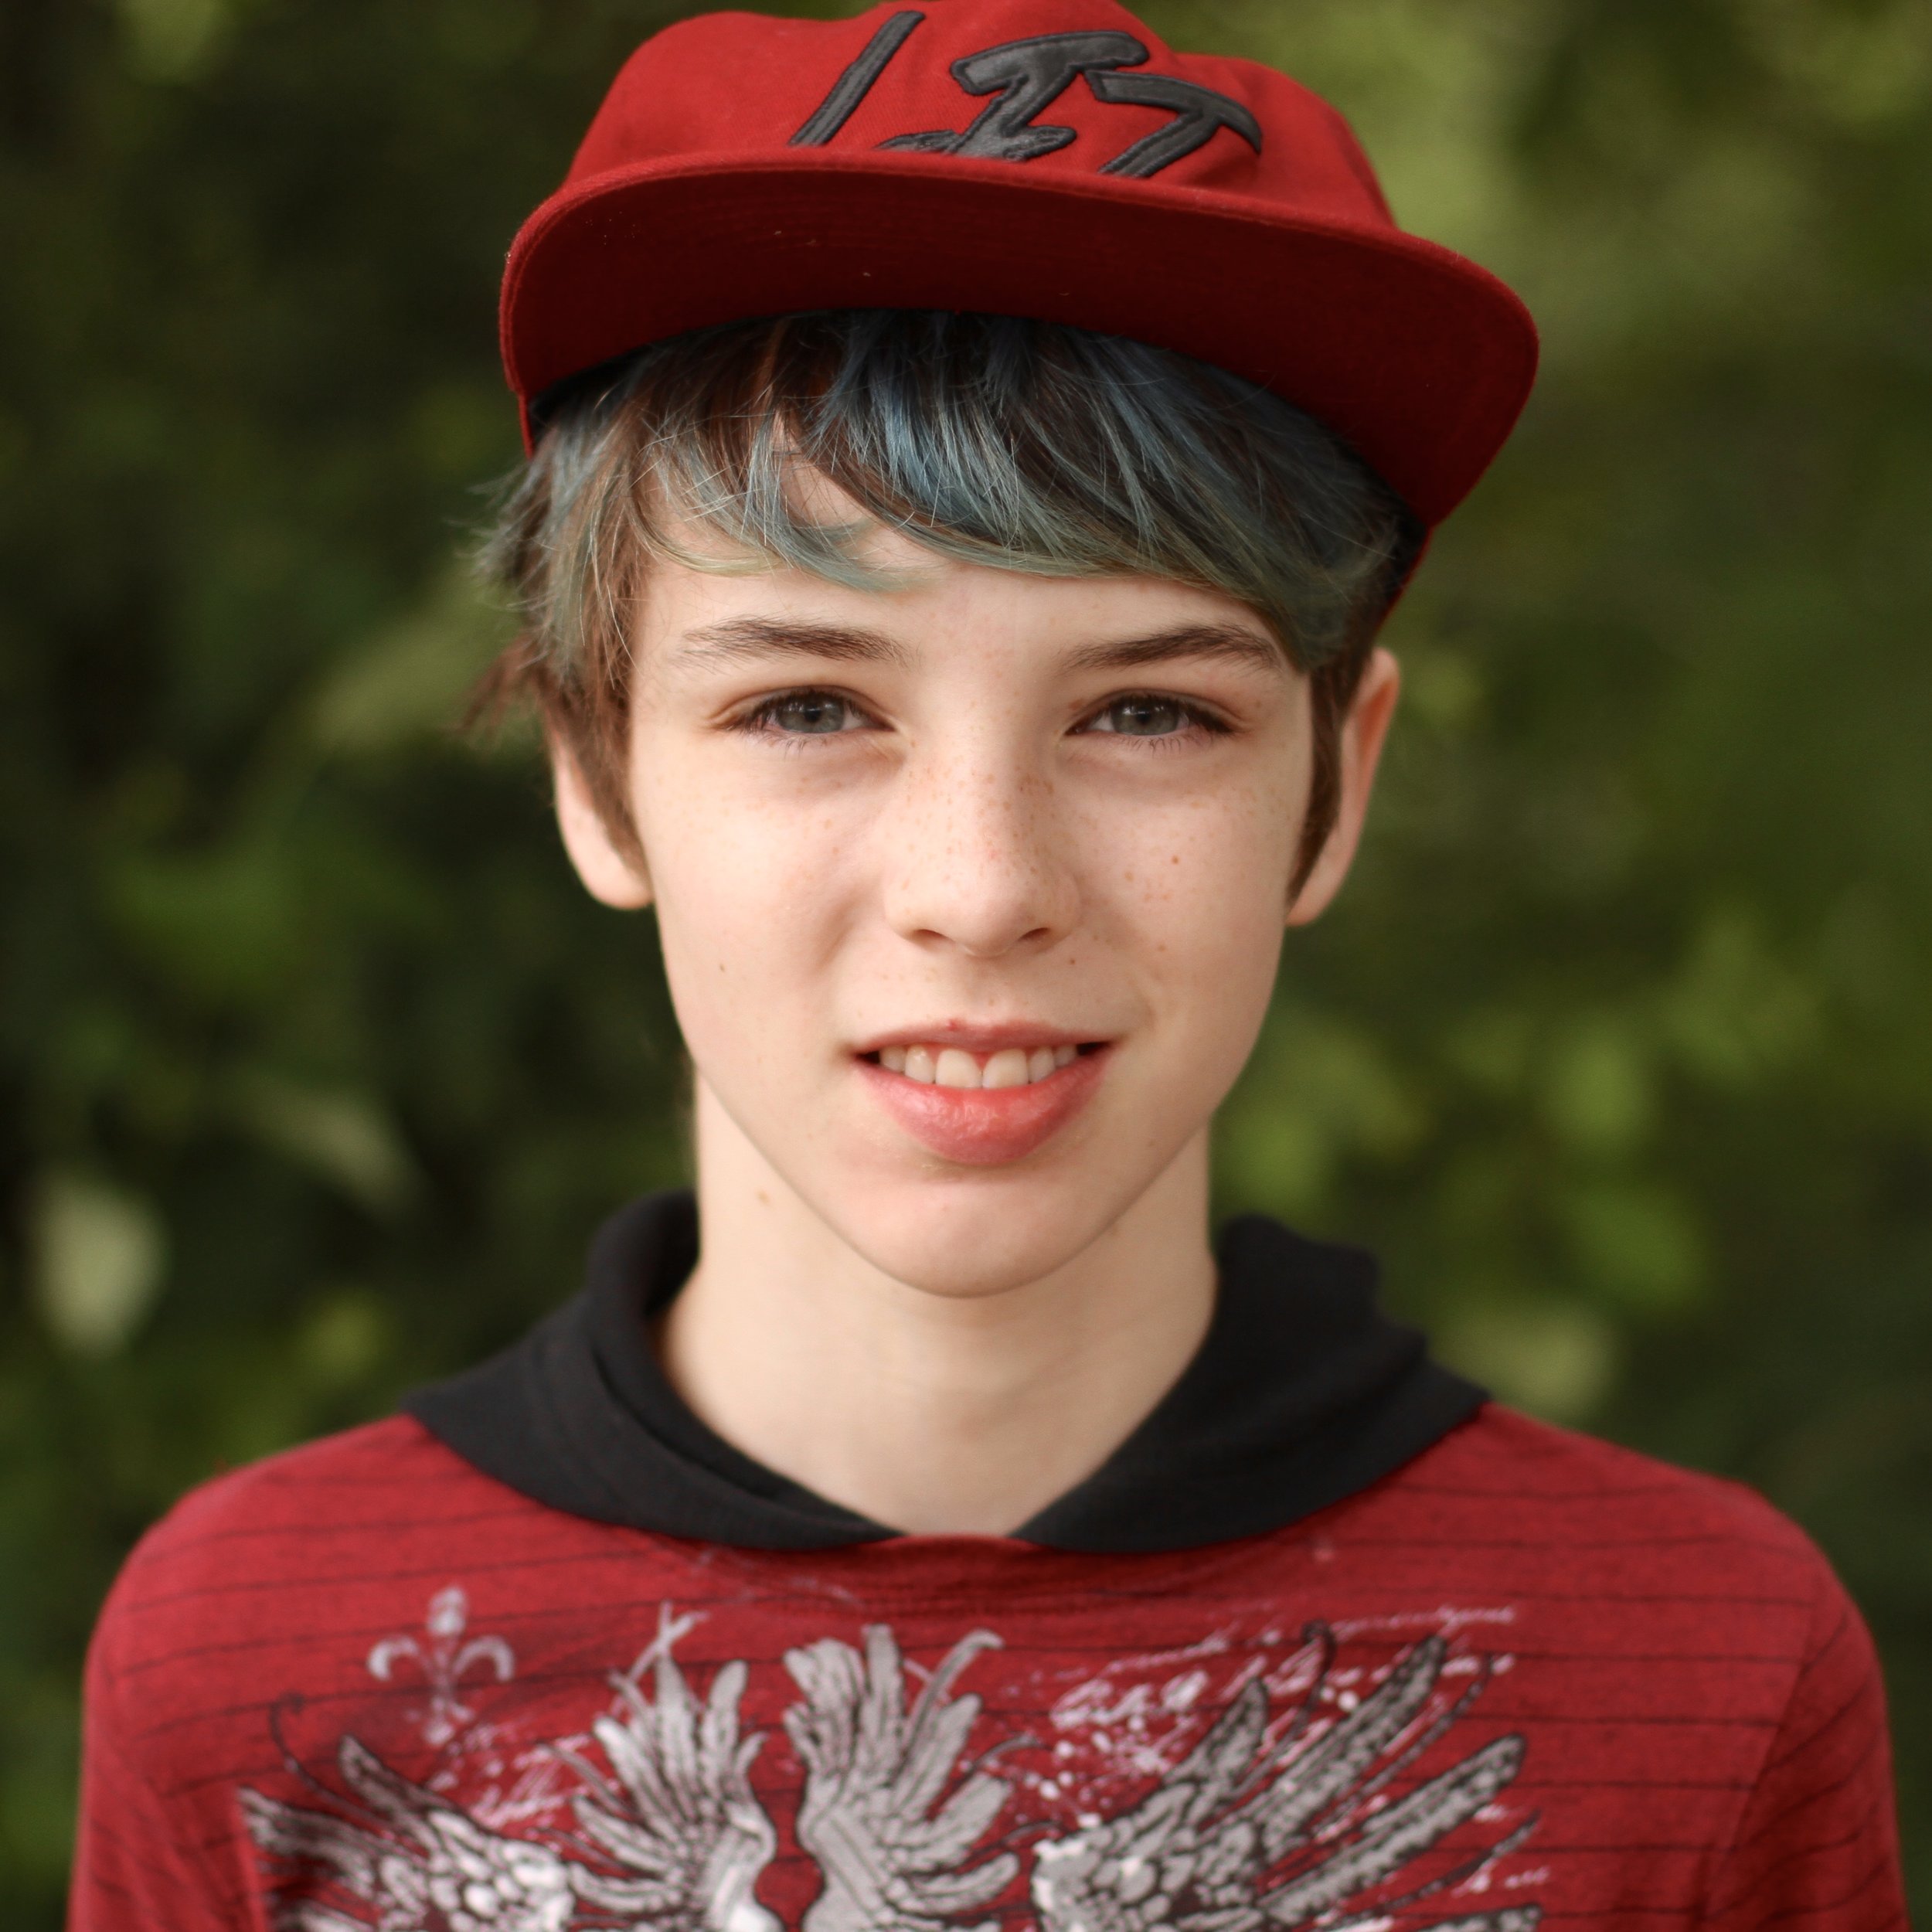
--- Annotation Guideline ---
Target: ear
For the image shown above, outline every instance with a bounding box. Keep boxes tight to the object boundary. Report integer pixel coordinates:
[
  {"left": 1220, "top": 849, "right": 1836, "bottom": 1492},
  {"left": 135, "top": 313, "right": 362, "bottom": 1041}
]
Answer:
[
  {"left": 550, "top": 740, "right": 653, "bottom": 910},
  {"left": 1286, "top": 645, "right": 1400, "bottom": 928}
]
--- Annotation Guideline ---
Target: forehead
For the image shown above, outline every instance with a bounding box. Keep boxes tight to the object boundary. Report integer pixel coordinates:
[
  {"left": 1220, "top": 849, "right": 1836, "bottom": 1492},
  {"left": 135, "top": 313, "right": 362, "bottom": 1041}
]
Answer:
[
  {"left": 641, "top": 493, "right": 1291, "bottom": 677},
  {"left": 645, "top": 559, "right": 1292, "bottom": 686}
]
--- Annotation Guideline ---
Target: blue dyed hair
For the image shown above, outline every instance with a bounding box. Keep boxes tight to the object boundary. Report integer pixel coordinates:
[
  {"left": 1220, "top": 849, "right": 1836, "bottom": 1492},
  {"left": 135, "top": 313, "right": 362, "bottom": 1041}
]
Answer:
[{"left": 481, "top": 310, "right": 1421, "bottom": 886}]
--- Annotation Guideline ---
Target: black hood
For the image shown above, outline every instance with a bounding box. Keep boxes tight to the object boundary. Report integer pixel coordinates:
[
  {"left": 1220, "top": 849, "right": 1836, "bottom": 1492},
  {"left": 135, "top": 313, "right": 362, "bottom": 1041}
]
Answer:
[{"left": 406, "top": 1190, "right": 1483, "bottom": 1553}]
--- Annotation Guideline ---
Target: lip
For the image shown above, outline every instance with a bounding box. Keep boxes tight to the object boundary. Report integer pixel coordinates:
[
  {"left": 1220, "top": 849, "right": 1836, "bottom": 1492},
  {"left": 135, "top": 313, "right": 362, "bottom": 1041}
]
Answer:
[{"left": 857, "top": 1042, "right": 1112, "bottom": 1166}]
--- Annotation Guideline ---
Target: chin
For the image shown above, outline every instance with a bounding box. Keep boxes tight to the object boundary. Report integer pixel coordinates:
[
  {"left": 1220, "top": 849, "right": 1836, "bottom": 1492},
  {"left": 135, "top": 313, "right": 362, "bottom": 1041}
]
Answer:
[{"left": 815, "top": 1161, "right": 1156, "bottom": 1299}]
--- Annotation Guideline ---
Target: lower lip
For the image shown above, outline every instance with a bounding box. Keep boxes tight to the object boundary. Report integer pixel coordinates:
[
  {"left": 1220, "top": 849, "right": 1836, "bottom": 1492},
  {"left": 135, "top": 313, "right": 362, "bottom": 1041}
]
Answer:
[{"left": 857, "top": 1048, "right": 1111, "bottom": 1166}]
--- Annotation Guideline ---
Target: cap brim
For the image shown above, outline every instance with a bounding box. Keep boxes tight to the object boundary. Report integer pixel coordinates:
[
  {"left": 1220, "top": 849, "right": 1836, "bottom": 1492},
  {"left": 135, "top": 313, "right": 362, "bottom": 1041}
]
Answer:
[{"left": 501, "top": 151, "right": 1537, "bottom": 526}]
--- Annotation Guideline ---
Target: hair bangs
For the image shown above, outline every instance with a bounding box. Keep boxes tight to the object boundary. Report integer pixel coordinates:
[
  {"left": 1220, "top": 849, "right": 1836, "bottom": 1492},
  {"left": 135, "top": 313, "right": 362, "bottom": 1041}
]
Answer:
[{"left": 479, "top": 309, "right": 1422, "bottom": 889}]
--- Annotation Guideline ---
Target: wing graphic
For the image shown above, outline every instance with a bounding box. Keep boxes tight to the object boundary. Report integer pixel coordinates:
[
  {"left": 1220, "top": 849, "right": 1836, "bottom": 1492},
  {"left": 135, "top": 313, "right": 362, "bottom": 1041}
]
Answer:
[
  {"left": 242, "top": 1734, "right": 580, "bottom": 1931},
  {"left": 784, "top": 1623, "right": 1020, "bottom": 1932},
  {"left": 569, "top": 1637, "right": 782, "bottom": 1932},
  {"left": 1029, "top": 1631, "right": 1538, "bottom": 1932}
]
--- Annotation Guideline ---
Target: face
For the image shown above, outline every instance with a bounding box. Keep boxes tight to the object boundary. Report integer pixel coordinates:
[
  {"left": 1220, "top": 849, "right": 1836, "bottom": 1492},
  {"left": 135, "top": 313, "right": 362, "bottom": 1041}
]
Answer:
[{"left": 555, "top": 511, "right": 1397, "bottom": 1298}]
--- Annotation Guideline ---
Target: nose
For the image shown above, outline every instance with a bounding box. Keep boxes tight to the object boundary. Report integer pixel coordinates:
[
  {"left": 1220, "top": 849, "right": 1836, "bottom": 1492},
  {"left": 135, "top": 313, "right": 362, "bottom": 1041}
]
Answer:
[{"left": 876, "top": 743, "right": 1080, "bottom": 958}]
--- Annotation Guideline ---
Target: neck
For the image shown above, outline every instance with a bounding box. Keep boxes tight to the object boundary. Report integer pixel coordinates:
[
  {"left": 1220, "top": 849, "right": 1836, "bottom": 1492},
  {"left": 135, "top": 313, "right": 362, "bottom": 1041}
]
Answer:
[{"left": 657, "top": 1083, "right": 1217, "bottom": 1536}]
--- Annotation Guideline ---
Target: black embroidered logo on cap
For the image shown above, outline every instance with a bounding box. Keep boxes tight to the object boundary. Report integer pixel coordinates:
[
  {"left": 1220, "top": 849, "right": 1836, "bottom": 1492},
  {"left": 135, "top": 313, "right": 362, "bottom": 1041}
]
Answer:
[{"left": 791, "top": 11, "right": 1261, "bottom": 179}]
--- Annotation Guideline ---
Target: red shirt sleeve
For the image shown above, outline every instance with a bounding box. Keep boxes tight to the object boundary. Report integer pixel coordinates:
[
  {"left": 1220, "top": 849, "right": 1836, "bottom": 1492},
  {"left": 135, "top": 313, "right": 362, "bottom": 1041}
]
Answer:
[
  {"left": 1698, "top": 1553, "right": 1907, "bottom": 1931},
  {"left": 66, "top": 1563, "right": 244, "bottom": 1932}
]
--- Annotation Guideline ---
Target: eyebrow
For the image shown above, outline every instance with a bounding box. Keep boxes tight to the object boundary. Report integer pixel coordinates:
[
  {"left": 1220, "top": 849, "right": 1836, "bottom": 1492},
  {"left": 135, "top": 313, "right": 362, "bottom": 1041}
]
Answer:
[
  {"left": 671, "top": 617, "right": 913, "bottom": 668},
  {"left": 672, "top": 616, "right": 1287, "bottom": 678},
  {"left": 1061, "top": 623, "right": 1290, "bottom": 678}
]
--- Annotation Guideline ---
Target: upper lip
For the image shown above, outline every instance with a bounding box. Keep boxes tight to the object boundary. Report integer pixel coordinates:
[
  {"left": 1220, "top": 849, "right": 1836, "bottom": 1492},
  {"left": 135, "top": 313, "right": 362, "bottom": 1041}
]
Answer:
[{"left": 853, "top": 1022, "right": 1107, "bottom": 1056}]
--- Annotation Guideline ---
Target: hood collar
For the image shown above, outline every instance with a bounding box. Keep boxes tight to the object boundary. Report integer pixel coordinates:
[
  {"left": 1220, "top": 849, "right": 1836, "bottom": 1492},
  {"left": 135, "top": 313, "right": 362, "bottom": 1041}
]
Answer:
[{"left": 407, "top": 1189, "right": 1483, "bottom": 1552}]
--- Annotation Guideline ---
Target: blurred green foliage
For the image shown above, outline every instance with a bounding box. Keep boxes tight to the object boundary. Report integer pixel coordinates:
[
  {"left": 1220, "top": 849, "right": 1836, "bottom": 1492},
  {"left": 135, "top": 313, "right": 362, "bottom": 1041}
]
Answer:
[{"left": 2, "top": 0, "right": 1927, "bottom": 1918}]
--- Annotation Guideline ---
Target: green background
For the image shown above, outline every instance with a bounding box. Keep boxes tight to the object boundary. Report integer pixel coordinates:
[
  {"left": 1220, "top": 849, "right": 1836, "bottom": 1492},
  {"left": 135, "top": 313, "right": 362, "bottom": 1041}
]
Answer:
[{"left": 2, "top": 0, "right": 1927, "bottom": 1917}]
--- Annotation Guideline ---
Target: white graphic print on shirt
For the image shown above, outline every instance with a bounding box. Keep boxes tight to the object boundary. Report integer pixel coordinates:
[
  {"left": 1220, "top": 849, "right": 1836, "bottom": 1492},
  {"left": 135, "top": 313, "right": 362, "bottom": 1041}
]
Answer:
[{"left": 241, "top": 1604, "right": 1543, "bottom": 1932}]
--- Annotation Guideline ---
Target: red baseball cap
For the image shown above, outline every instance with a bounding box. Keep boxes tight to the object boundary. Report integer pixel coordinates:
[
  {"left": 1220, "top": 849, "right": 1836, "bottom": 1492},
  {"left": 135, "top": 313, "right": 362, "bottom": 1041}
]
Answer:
[{"left": 501, "top": 0, "right": 1537, "bottom": 526}]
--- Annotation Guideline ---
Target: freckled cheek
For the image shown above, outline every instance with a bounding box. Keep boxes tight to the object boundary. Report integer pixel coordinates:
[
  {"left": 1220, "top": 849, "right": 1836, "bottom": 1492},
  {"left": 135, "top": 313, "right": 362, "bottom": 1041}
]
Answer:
[
  {"left": 637, "top": 785, "right": 864, "bottom": 1061},
  {"left": 1122, "top": 801, "right": 1296, "bottom": 1019}
]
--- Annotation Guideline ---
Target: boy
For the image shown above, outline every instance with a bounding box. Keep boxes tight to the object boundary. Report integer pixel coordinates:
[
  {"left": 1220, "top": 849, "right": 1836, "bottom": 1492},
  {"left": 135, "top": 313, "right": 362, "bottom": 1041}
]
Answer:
[{"left": 70, "top": 2, "right": 1906, "bottom": 1927}]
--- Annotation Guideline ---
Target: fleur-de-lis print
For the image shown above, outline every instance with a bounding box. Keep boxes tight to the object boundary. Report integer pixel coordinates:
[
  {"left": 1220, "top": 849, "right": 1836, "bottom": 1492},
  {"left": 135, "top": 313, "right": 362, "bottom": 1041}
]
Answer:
[{"left": 367, "top": 1584, "right": 515, "bottom": 1746}]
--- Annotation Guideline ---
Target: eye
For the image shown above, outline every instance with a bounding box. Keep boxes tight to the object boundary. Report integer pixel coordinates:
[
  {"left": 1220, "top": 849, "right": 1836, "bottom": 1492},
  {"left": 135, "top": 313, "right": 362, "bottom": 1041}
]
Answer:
[
  {"left": 745, "top": 689, "right": 870, "bottom": 736},
  {"left": 1077, "top": 693, "right": 1225, "bottom": 739}
]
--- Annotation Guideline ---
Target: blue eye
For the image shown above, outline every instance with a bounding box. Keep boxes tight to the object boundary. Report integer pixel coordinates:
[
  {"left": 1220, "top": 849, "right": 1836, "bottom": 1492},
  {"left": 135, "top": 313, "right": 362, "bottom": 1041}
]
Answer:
[{"left": 763, "top": 692, "right": 856, "bottom": 734}]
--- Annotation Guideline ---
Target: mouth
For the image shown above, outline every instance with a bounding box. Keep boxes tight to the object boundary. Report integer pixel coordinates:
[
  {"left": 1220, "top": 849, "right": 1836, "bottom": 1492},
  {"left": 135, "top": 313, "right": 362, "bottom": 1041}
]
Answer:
[
  {"left": 855, "top": 1037, "right": 1113, "bottom": 1165},
  {"left": 869, "top": 1040, "right": 1086, "bottom": 1089}
]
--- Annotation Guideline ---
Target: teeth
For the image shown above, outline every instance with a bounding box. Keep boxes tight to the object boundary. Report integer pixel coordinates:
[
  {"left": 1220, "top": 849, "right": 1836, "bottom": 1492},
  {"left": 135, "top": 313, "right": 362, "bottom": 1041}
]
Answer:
[
  {"left": 984, "top": 1048, "right": 1029, "bottom": 1089},
  {"left": 934, "top": 1048, "right": 980, "bottom": 1089},
  {"left": 876, "top": 1042, "right": 1089, "bottom": 1087}
]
